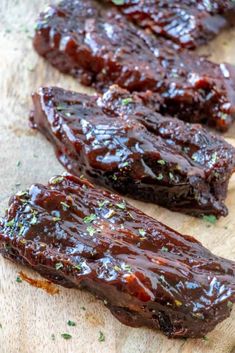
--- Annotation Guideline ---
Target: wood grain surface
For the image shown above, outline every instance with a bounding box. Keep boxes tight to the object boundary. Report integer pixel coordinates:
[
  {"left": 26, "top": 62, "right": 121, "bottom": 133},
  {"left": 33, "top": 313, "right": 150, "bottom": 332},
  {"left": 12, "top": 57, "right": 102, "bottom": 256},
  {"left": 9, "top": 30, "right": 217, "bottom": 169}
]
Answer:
[{"left": 0, "top": 1, "right": 234, "bottom": 352}]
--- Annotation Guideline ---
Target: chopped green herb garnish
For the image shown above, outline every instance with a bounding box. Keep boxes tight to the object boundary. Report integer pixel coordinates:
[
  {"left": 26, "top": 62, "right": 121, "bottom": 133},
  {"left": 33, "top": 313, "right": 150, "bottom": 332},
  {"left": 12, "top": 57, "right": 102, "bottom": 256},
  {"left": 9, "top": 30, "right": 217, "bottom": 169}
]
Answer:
[
  {"left": 30, "top": 214, "right": 37, "bottom": 225},
  {"left": 74, "top": 264, "right": 81, "bottom": 271},
  {"left": 203, "top": 336, "right": 209, "bottom": 341},
  {"left": 202, "top": 215, "right": 217, "bottom": 224},
  {"left": 157, "top": 160, "right": 166, "bottom": 165},
  {"left": 60, "top": 201, "right": 70, "bottom": 210},
  {"left": 211, "top": 152, "right": 217, "bottom": 164},
  {"left": 61, "top": 333, "right": 72, "bottom": 340},
  {"left": 138, "top": 229, "right": 146, "bottom": 237},
  {"left": 227, "top": 301, "right": 233, "bottom": 309},
  {"left": 114, "top": 265, "right": 121, "bottom": 272},
  {"left": 220, "top": 113, "right": 229, "bottom": 121},
  {"left": 98, "top": 331, "right": 105, "bottom": 342},
  {"left": 156, "top": 173, "right": 163, "bottom": 181},
  {"left": 98, "top": 200, "right": 108, "bottom": 208},
  {"left": 81, "top": 306, "right": 86, "bottom": 311},
  {"left": 122, "top": 161, "right": 129, "bottom": 167},
  {"left": 112, "top": 174, "right": 118, "bottom": 181},
  {"left": 52, "top": 217, "right": 61, "bottom": 222},
  {"left": 161, "top": 246, "right": 169, "bottom": 252},
  {"left": 16, "top": 276, "right": 22, "bottom": 283},
  {"left": 83, "top": 214, "right": 97, "bottom": 224},
  {"left": 16, "top": 161, "right": 21, "bottom": 167},
  {"left": 116, "top": 202, "right": 126, "bottom": 210},
  {"left": 51, "top": 176, "right": 64, "bottom": 185},
  {"left": 51, "top": 334, "right": 55, "bottom": 341},
  {"left": 169, "top": 172, "right": 174, "bottom": 180},
  {"left": 0, "top": 324, "right": 2, "bottom": 329},
  {"left": 112, "top": 0, "right": 125, "bottom": 4},
  {"left": 124, "top": 265, "right": 132, "bottom": 272},
  {"left": 55, "top": 262, "right": 63, "bottom": 270},
  {"left": 87, "top": 225, "right": 96, "bottom": 236},
  {"left": 121, "top": 97, "right": 133, "bottom": 105},
  {"left": 18, "top": 224, "right": 25, "bottom": 237},
  {"left": 67, "top": 320, "right": 76, "bottom": 327},
  {"left": 5, "top": 219, "right": 15, "bottom": 228},
  {"left": 17, "top": 191, "right": 28, "bottom": 197}
]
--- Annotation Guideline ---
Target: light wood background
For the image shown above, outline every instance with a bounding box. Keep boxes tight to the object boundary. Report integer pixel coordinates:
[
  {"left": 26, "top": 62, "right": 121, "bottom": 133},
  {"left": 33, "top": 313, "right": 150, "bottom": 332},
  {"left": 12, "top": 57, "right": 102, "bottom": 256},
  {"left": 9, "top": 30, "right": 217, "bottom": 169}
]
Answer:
[{"left": 0, "top": 1, "right": 234, "bottom": 352}]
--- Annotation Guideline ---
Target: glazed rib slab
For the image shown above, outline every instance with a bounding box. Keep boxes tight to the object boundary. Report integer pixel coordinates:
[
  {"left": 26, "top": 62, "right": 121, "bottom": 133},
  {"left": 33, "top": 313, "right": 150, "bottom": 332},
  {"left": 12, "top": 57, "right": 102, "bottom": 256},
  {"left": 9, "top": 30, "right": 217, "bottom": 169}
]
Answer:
[
  {"left": 33, "top": 0, "right": 235, "bottom": 131},
  {"left": 107, "top": 0, "right": 235, "bottom": 49},
  {"left": 31, "top": 85, "right": 235, "bottom": 218},
  {"left": 0, "top": 174, "right": 234, "bottom": 338}
]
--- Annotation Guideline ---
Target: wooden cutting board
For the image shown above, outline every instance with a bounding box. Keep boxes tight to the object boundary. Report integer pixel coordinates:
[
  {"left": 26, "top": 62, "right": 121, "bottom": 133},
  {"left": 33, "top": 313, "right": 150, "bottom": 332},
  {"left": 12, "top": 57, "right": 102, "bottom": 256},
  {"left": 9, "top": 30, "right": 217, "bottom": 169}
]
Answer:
[{"left": 0, "top": 1, "right": 234, "bottom": 352}]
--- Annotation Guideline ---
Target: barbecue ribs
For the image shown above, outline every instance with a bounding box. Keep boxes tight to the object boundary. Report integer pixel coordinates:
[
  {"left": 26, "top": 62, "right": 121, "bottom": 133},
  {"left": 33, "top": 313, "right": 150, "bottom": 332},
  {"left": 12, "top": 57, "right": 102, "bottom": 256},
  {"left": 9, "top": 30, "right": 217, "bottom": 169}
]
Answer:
[
  {"left": 0, "top": 174, "right": 234, "bottom": 338},
  {"left": 33, "top": 0, "right": 235, "bottom": 131},
  {"left": 31, "top": 86, "right": 235, "bottom": 217}
]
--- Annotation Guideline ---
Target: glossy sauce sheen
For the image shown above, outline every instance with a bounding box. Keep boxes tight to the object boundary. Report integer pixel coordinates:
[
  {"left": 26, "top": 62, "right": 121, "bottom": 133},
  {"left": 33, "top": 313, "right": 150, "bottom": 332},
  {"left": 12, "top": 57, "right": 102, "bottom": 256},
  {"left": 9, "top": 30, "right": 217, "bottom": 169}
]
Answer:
[
  {"left": 108, "top": 0, "right": 235, "bottom": 49},
  {"left": 31, "top": 86, "right": 235, "bottom": 217},
  {"left": 0, "top": 174, "right": 234, "bottom": 338},
  {"left": 33, "top": 0, "right": 235, "bottom": 131}
]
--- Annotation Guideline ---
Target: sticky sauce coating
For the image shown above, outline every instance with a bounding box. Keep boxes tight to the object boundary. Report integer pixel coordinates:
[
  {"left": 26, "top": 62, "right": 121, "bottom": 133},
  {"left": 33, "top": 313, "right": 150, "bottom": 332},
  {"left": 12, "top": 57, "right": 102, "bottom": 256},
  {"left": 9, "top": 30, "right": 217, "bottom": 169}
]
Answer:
[
  {"left": 33, "top": 0, "right": 235, "bottom": 131},
  {"left": 0, "top": 175, "right": 234, "bottom": 338},
  {"left": 108, "top": 0, "right": 235, "bottom": 49},
  {"left": 31, "top": 85, "right": 235, "bottom": 217}
]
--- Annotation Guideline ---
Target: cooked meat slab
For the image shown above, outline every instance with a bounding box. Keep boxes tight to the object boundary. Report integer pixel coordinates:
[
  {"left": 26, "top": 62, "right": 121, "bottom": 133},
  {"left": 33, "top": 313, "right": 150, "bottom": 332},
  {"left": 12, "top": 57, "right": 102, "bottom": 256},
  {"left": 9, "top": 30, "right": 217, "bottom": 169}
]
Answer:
[
  {"left": 33, "top": 0, "right": 235, "bottom": 131},
  {"left": 107, "top": 0, "right": 235, "bottom": 49},
  {"left": 31, "top": 86, "right": 235, "bottom": 218},
  {"left": 0, "top": 174, "right": 234, "bottom": 338}
]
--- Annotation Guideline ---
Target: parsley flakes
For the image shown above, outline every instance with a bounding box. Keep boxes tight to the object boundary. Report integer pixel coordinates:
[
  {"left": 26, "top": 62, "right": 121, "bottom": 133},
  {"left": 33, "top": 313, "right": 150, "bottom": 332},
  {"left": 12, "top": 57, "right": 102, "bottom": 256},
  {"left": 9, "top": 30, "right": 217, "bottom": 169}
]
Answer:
[
  {"left": 161, "top": 246, "right": 169, "bottom": 252},
  {"left": 116, "top": 202, "right": 126, "bottom": 210},
  {"left": 157, "top": 159, "right": 166, "bottom": 165},
  {"left": 112, "top": 0, "right": 125, "bottom": 4},
  {"left": 121, "top": 97, "right": 133, "bottom": 105},
  {"left": 138, "top": 229, "right": 146, "bottom": 237},
  {"left": 55, "top": 262, "right": 63, "bottom": 270},
  {"left": 67, "top": 320, "right": 76, "bottom": 327},
  {"left": 30, "top": 214, "right": 37, "bottom": 225},
  {"left": 61, "top": 333, "right": 72, "bottom": 340},
  {"left": 98, "top": 200, "right": 108, "bottom": 208},
  {"left": 156, "top": 173, "right": 163, "bottom": 181},
  {"left": 98, "top": 331, "right": 105, "bottom": 342},
  {"left": 5, "top": 219, "right": 15, "bottom": 228},
  {"left": 87, "top": 225, "right": 96, "bottom": 236},
  {"left": 202, "top": 215, "right": 217, "bottom": 224},
  {"left": 51, "top": 176, "right": 64, "bottom": 185},
  {"left": 83, "top": 214, "right": 96, "bottom": 223},
  {"left": 16, "top": 276, "right": 22, "bottom": 283},
  {"left": 74, "top": 264, "right": 82, "bottom": 271}
]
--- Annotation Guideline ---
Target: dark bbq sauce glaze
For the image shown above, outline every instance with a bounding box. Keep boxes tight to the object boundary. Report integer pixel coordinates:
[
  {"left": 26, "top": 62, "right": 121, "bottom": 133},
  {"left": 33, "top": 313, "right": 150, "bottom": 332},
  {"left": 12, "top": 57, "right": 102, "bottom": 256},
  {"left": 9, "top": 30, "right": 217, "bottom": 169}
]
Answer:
[
  {"left": 31, "top": 86, "right": 235, "bottom": 218},
  {"left": 33, "top": 0, "right": 235, "bottom": 131},
  {"left": 107, "top": 0, "right": 235, "bottom": 49},
  {"left": 0, "top": 174, "right": 234, "bottom": 338}
]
